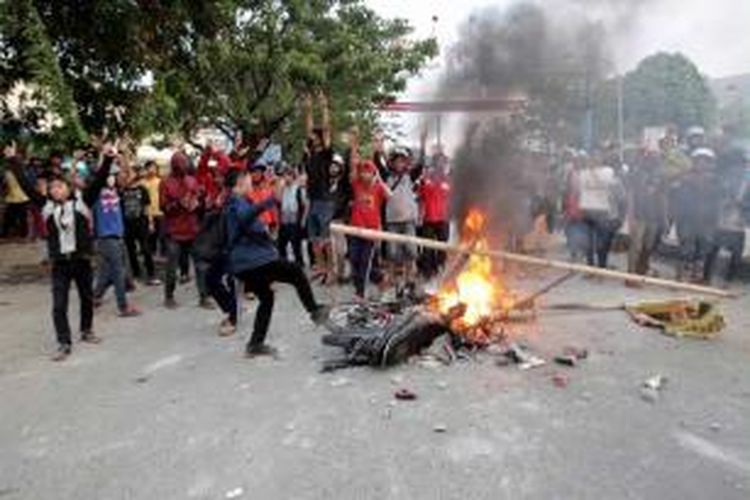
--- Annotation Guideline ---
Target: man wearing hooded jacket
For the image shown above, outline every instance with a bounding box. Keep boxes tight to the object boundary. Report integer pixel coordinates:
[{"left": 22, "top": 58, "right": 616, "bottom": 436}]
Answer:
[{"left": 160, "top": 151, "right": 209, "bottom": 308}]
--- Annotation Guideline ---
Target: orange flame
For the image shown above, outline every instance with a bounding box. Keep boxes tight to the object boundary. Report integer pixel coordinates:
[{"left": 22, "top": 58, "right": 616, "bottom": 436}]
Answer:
[{"left": 436, "top": 209, "right": 502, "bottom": 329}]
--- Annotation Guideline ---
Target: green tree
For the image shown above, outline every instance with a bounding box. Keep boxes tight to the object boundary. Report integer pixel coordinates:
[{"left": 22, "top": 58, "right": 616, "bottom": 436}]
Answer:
[
  {"left": 0, "top": 0, "right": 86, "bottom": 147},
  {"left": 1, "top": 0, "right": 436, "bottom": 151},
  {"left": 622, "top": 52, "right": 716, "bottom": 135}
]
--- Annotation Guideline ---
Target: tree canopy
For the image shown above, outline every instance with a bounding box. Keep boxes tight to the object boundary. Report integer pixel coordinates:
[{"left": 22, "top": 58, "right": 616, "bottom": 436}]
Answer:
[
  {"left": 622, "top": 52, "right": 716, "bottom": 135},
  {"left": 0, "top": 0, "right": 437, "bottom": 151}
]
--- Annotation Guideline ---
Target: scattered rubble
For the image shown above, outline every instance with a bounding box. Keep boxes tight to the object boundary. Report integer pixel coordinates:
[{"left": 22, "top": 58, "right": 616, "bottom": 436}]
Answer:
[
  {"left": 329, "top": 377, "right": 351, "bottom": 388},
  {"left": 640, "top": 374, "right": 668, "bottom": 403},
  {"left": 394, "top": 388, "right": 418, "bottom": 401},
  {"left": 554, "top": 355, "right": 577, "bottom": 367},
  {"left": 554, "top": 346, "right": 588, "bottom": 367},
  {"left": 551, "top": 373, "right": 569, "bottom": 388},
  {"left": 502, "top": 343, "right": 546, "bottom": 370}
]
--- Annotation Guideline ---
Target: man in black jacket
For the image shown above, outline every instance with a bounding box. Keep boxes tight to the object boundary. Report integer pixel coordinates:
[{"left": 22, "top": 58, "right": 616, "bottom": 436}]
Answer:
[{"left": 5, "top": 141, "right": 116, "bottom": 361}]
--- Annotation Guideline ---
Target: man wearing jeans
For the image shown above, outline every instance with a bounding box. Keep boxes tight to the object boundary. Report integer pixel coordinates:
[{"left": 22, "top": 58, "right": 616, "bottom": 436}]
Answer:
[
  {"left": 93, "top": 165, "right": 140, "bottom": 317},
  {"left": 384, "top": 148, "right": 420, "bottom": 293},
  {"left": 304, "top": 92, "right": 337, "bottom": 282},
  {"left": 160, "top": 151, "right": 207, "bottom": 308}
]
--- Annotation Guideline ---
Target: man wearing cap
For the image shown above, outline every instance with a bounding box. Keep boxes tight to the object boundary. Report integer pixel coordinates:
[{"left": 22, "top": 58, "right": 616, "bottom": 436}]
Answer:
[
  {"left": 349, "top": 159, "right": 392, "bottom": 299},
  {"left": 670, "top": 148, "right": 721, "bottom": 283},
  {"left": 160, "top": 151, "right": 208, "bottom": 308}
]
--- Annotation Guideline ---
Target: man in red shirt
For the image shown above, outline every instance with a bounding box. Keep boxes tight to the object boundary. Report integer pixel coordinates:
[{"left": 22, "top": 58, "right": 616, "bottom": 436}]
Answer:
[
  {"left": 160, "top": 151, "right": 209, "bottom": 308},
  {"left": 417, "top": 153, "right": 451, "bottom": 278},
  {"left": 349, "top": 160, "right": 391, "bottom": 299}
]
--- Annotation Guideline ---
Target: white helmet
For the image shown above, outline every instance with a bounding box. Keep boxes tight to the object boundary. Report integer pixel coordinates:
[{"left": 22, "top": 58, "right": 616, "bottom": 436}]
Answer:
[
  {"left": 686, "top": 126, "right": 706, "bottom": 138},
  {"left": 691, "top": 148, "right": 716, "bottom": 160}
]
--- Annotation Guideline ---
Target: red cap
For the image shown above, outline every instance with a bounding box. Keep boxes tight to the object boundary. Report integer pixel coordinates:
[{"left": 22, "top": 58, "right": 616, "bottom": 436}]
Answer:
[{"left": 359, "top": 160, "right": 377, "bottom": 174}]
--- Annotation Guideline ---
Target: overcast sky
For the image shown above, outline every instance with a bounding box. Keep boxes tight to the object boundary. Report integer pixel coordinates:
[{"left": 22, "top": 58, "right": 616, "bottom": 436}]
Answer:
[
  {"left": 367, "top": 0, "right": 750, "bottom": 145},
  {"left": 368, "top": 0, "right": 750, "bottom": 79}
]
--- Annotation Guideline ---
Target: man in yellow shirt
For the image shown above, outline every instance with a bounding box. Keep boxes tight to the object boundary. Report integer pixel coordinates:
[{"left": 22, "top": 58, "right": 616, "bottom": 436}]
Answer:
[
  {"left": 140, "top": 160, "right": 164, "bottom": 256},
  {"left": 3, "top": 165, "right": 31, "bottom": 238}
]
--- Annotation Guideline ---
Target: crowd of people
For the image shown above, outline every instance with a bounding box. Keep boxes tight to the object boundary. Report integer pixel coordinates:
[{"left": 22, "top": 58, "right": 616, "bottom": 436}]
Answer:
[
  {"left": 562, "top": 126, "right": 750, "bottom": 285},
  {"left": 0, "top": 94, "right": 453, "bottom": 362},
  {"left": 3, "top": 99, "right": 749, "bottom": 363}
]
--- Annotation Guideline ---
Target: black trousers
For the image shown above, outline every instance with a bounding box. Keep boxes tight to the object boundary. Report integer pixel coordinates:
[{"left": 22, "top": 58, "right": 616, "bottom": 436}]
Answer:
[
  {"left": 51, "top": 257, "right": 94, "bottom": 346},
  {"left": 205, "top": 256, "right": 237, "bottom": 324},
  {"left": 349, "top": 237, "right": 375, "bottom": 298},
  {"left": 237, "top": 260, "right": 318, "bottom": 347},
  {"left": 179, "top": 243, "right": 190, "bottom": 278},
  {"left": 165, "top": 238, "right": 207, "bottom": 300},
  {"left": 418, "top": 221, "right": 450, "bottom": 278},
  {"left": 2, "top": 202, "right": 29, "bottom": 238},
  {"left": 124, "top": 218, "right": 155, "bottom": 279},
  {"left": 278, "top": 223, "right": 304, "bottom": 265},
  {"left": 148, "top": 216, "right": 165, "bottom": 257},
  {"left": 704, "top": 229, "right": 746, "bottom": 283}
]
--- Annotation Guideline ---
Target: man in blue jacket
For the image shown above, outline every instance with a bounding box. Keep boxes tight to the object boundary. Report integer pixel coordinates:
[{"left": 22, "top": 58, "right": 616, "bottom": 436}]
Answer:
[{"left": 225, "top": 169, "right": 329, "bottom": 357}]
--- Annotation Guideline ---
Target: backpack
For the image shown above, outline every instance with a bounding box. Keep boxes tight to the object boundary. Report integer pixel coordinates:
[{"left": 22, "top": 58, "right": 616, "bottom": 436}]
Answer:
[{"left": 193, "top": 210, "right": 228, "bottom": 262}]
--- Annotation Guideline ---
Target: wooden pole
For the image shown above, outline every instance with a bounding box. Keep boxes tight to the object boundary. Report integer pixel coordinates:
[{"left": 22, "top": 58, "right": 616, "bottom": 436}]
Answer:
[{"left": 330, "top": 223, "right": 737, "bottom": 299}]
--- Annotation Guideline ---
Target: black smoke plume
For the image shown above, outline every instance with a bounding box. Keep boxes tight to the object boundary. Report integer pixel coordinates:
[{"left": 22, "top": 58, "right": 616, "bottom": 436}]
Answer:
[{"left": 443, "top": 1, "right": 619, "bottom": 241}]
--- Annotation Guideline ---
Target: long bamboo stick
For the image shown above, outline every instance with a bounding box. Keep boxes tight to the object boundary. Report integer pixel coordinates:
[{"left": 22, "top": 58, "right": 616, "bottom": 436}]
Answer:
[{"left": 330, "top": 223, "right": 737, "bottom": 299}]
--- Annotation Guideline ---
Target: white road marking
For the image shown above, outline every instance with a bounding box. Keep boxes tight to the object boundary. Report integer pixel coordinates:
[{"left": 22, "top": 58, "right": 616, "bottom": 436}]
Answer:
[
  {"left": 142, "top": 354, "right": 183, "bottom": 375},
  {"left": 675, "top": 431, "right": 750, "bottom": 476}
]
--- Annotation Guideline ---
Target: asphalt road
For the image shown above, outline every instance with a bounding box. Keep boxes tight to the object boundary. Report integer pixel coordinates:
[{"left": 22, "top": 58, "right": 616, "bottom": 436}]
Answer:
[{"left": 0, "top": 255, "right": 749, "bottom": 499}]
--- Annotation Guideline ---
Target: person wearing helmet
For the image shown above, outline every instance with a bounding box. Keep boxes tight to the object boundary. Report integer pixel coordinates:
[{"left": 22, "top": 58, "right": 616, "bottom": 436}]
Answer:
[
  {"left": 384, "top": 146, "right": 420, "bottom": 294},
  {"left": 684, "top": 126, "right": 706, "bottom": 155},
  {"left": 670, "top": 148, "right": 721, "bottom": 283}
]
